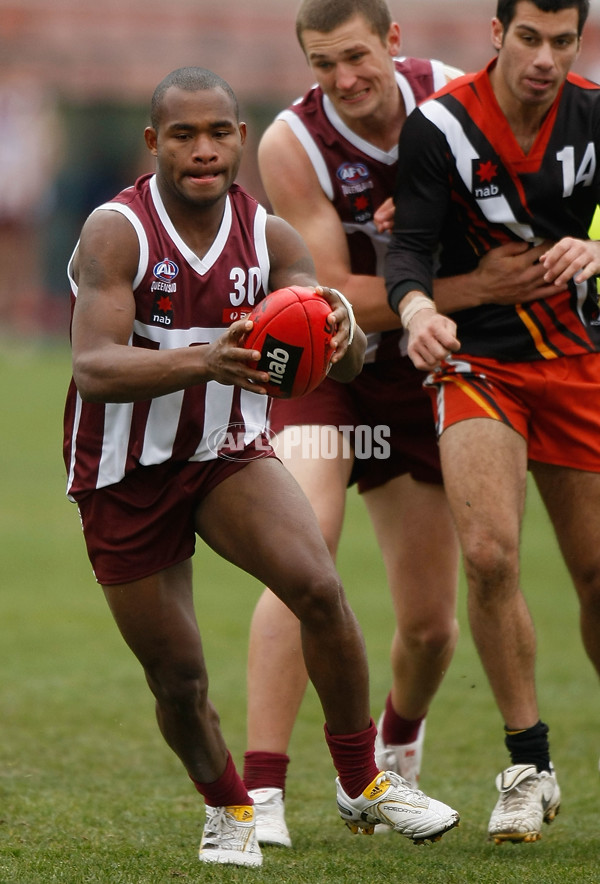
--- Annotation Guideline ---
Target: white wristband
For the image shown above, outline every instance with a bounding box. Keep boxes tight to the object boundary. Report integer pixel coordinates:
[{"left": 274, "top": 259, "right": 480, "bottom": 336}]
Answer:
[
  {"left": 329, "top": 288, "right": 356, "bottom": 345},
  {"left": 400, "top": 294, "right": 436, "bottom": 328}
]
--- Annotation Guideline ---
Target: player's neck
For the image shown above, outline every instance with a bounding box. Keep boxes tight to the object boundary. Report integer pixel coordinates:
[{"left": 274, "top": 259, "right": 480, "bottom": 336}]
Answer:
[
  {"left": 347, "top": 88, "right": 404, "bottom": 151},
  {"left": 161, "top": 190, "right": 228, "bottom": 259},
  {"left": 489, "top": 69, "right": 552, "bottom": 154}
]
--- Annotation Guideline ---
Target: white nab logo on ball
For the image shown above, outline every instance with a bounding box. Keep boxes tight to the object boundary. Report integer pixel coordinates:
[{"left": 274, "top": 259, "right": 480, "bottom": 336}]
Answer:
[
  {"left": 257, "top": 334, "right": 303, "bottom": 397},
  {"left": 266, "top": 347, "right": 290, "bottom": 387}
]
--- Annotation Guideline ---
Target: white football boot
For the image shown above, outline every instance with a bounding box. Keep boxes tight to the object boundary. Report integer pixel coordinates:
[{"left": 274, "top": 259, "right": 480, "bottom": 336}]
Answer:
[
  {"left": 336, "top": 770, "right": 459, "bottom": 843},
  {"left": 248, "top": 787, "right": 292, "bottom": 848},
  {"left": 199, "top": 804, "right": 262, "bottom": 866},
  {"left": 488, "top": 763, "right": 561, "bottom": 844}
]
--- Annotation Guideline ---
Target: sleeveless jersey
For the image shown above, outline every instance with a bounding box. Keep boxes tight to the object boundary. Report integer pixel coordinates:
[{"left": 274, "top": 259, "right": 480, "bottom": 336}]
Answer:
[
  {"left": 278, "top": 57, "right": 450, "bottom": 362},
  {"left": 386, "top": 60, "right": 600, "bottom": 361},
  {"left": 64, "top": 174, "right": 271, "bottom": 499}
]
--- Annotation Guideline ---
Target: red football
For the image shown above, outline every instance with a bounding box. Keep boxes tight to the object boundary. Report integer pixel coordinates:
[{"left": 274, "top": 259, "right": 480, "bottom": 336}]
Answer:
[{"left": 243, "top": 286, "right": 336, "bottom": 399}]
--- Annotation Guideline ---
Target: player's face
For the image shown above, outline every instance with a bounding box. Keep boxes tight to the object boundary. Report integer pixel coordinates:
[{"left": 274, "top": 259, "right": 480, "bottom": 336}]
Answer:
[
  {"left": 145, "top": 86, "right": 246, "bottom": 210},
  {"left": 301, "top": 13, "right": 401, "bottom": 125},
  {"left": 491, "top": 1, "right": 580, "bottom": 114}
]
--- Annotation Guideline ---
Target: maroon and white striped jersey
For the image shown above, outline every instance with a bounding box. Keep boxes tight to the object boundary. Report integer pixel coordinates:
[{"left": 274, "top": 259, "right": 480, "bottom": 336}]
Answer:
[
  {"left": 278, "top": 57, "right": 451, "bottom": 362},
  {"left": 64, "top": 174, "right": 271, "bottom": 499}
]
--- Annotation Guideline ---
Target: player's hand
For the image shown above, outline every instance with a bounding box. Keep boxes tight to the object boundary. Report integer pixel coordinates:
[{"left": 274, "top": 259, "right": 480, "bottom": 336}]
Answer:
[
  {"left": 202, "top": 318, "right": 270, "bottom": 392},
  {"left": 540, "top": 237, "right": 600, "bottom": 287},
  {"left": 374, "top": 197, "right": 395, "bottom": 234},
  {"left": 406, "top": 307, "right": 460, "bottom": 371},
  {"left": 315, "top": 285, "right": 351, "bottom": 363},
  {"left": 474, "top": 240, "right": 558, "bottom": 304}
]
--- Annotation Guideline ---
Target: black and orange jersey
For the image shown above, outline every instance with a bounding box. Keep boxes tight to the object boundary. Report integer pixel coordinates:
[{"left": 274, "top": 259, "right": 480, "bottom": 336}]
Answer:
[{"left": 385, "top": 59, "right": 600, "bottom": 361}]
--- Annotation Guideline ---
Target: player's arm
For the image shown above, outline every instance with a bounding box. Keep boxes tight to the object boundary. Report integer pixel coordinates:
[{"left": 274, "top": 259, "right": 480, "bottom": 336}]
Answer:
[
  {"left": 434, "top": 240, "right": 559, "bottom": 311},
  {"left": 71, "top": 210, "right": 271, "bottom": 401},
  {"left": 265, "top": 213, "right": 366, "bottom": 382},
  {"left": 385, "top": 112, "right": 460, "bottom": 370},
  {"left": 259, "top": 120, "right": 398, "bottom": 334}
]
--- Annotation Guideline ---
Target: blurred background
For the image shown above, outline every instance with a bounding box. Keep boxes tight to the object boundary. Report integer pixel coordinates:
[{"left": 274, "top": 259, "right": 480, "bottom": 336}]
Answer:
[{"left": 1, "top": 0, "right": 600, "bottom": 341}]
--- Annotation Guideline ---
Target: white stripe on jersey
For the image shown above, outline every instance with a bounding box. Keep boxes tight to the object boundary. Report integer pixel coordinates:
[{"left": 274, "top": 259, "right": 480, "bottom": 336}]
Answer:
[
  {"left": 91, "top": 202, "right": 150, "bottom": 289},
  {"left": 419, "top": 100, "right": 536, "bottom": 242},
  {"left": 278, "top": 109, "right": 335, "bottom": 200},
  {"left": 66, "top": 394, "right": 82, "bottom": 501},
  {"left": 253, "top": 204, "right": 270, "bottom": 288},
  {"left": 98, "top": 401, "right": 135, "bottom": 485}
]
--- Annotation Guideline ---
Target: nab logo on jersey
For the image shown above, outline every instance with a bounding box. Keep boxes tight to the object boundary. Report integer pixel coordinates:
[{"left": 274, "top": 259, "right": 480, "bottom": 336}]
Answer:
[
  {"left": 151, "top": 291, "right": 174, "bottom": 326},
  {"left": 153, "top": 259, "right": 179, "bottom": 281},
  {"left": 473, "top": 159, "right": 501, "bottom": 199}
]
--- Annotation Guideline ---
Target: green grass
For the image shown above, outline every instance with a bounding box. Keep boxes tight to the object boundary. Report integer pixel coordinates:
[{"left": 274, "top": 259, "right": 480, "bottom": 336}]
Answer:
[{"left": 1, "top": 342, "right": 599, "bottom": 883}]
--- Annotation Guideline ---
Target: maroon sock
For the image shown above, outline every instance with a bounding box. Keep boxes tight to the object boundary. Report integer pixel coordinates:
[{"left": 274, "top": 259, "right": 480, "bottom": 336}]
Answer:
[
  {"left": 243, "top": 750, "right": 290, "bottom": 794},
  {"left": 381, "top": 692, "right": 424, "bottom": 745},
  {"left": 190, "top": 752, "right": 250, "bottom": 808},
  {"left": 324, "top": 718, "right": 379, "bottom": 799}
]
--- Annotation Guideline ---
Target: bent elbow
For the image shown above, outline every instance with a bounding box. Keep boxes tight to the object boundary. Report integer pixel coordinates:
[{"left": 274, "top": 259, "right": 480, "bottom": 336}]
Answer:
[{"left": 72, "top": 358, "right": 109, "bottom": 403}]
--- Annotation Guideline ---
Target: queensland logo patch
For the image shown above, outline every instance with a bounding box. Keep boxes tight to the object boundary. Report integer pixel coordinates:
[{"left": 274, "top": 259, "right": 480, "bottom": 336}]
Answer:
[
  {"left": 336, "top": 161, "right": 374, "bottom": 222},
  {"left": 153, "top": 258, "right": 179, "bottom": 281},
  {"left": 150, "top": 258, "right": 178, "bottom": 326}
]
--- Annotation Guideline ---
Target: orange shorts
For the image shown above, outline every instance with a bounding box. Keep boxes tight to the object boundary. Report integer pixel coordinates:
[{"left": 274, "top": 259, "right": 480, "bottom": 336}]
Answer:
[{"left": 425, "top": 352, "right": 600, "bottom": 472}]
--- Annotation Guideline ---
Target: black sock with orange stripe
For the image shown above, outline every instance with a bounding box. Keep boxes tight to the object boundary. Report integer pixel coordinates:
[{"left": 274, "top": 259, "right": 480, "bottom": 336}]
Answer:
[{"left": 504, "top": 720, "right": 551, "bottom": 773}]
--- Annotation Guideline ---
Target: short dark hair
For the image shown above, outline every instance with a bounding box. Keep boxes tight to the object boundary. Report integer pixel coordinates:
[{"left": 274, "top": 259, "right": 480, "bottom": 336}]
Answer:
[
  {"left": 295, "top": 0, "right": 392, "bottom": 49},
  {"left": 150, "top": 67, "right": 239, "bottom": 130},
  {"left": 496, "top": 0, "right": 590, "bottom": 36}
]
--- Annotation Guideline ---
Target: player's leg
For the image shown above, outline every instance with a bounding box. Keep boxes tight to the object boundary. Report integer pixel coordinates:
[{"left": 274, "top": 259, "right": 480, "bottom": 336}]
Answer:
[
  {"left": 440, "top": 417, "right": 535, "bottom": 727},
  {"left": 103, "top": 562, "right": 263, "bottom": 867},
  {"left": 244, "top": 426, "right": 352, "bottom": 844},
  {"left": 439, "top": 417, "right": 558, "bottom": 842},
  {"left": 197, "top": 455, "right": 460, "bottom": 842},
  {"left": 362, "top": 473, "right": 459, "bottom": 785},
  {"left": 246, "top": 426, "right": 352, "bottom": 753},
  {"left": 102, "top": 560, "right": 228, "bottom": 783},
  {"left": 199, "top": 454, "right": 367, "bottom": 735},
  {"left": 532, "top": 463, "right": 600, "bottom": 680}
]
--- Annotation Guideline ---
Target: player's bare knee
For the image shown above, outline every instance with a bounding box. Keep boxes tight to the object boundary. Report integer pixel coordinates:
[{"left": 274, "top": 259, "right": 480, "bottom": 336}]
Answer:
[
  {"left": 401, "top": 617, "right": 459, "bottom": 658},
  {"left": 145, "top": 659, "right": 210, "bottom": 714},
  {"left": 572, "top": 555, "right": 600, "bottom": 609},
  {"left": 461, "top": 530, "right": 519, "bottom": 598},
  {"left": 289, "top": 573, "right": 347, "bottom": 628}
]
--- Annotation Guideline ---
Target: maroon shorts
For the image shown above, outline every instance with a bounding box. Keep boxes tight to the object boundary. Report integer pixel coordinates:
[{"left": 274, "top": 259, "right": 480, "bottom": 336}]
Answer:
[
  {"left": 269, "top": 356, "right": 441, "bottom": 492},
  {"left": 75, "top": 444, "right": 277, "bottom": 586}
]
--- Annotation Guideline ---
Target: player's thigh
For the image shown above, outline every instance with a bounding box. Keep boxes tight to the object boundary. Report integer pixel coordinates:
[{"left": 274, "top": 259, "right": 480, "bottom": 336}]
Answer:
[
  {"left": 194, "top": 457, "right": 338, "bottom": 604},
  {"left": 532, "top": 462, "right": 600, "bottom": 598},
  {"left": 439, "top": 418, "right": 528, "bottom": 554},
  {"left": 102, "top": 558, "right": 204, "bottom": 670},
  {"left": 363, "top": 474, "right": 458, "bottom": 620},
  {"left": 274, "top": 424, "right": 353, "bottom": 551}
]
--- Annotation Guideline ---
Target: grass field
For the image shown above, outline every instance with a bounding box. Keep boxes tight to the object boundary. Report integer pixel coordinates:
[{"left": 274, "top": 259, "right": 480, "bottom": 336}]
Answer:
[{"left": 1, "top": 341, "right": 599, "bottom": 883}]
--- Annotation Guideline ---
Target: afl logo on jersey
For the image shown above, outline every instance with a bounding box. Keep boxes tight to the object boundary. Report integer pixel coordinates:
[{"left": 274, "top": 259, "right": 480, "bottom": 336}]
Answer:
[
  {"left": 336, "top": 162, "right": 370, "bottom": 184},
  {"left": 153, "top": 259, "right": 179, "bottom": 281}
]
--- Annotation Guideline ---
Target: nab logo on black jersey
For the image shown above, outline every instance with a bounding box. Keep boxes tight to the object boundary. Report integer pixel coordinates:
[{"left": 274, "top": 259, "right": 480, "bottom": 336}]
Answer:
[{"left": 473, "top": 158, "right": 501, "bottom": 199}]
